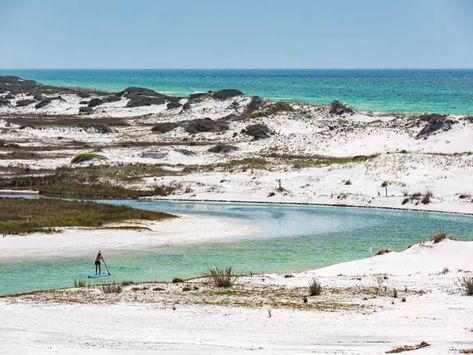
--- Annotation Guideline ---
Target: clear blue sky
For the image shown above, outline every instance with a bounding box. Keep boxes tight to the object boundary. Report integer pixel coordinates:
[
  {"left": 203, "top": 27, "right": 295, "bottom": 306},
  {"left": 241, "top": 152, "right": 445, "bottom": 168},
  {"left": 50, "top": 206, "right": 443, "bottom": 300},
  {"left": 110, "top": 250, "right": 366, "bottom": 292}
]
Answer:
[{"left": 1, "top": 0, "right": 472, "bottom": 69}]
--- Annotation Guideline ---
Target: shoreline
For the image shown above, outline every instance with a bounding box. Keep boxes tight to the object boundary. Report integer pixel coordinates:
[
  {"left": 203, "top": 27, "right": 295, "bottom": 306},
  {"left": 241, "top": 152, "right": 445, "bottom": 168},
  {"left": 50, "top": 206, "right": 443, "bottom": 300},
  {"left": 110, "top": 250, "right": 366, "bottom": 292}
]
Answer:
[
  {"left": 2, "top": 191, "right": 472, "bottom": 217},
  {"left": 0, "top": 213, "right": 261, "bottom": 261},
  {"left": 146, "top": 196, "right": 473, "bottom": 217},
  {"left": 1, "top": 239, "right": 472, "bottom": 354}
]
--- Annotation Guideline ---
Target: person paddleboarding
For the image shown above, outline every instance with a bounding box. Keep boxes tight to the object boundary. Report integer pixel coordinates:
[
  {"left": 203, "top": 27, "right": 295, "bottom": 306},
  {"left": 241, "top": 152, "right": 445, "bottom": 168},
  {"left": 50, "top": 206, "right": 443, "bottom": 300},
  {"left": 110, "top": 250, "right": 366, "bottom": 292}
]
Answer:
[
  {"left": 88, "top": 251, "right": 111, "bottom": 278},
  {"left": 95, "top": 251, "right": 104, "bottom": 275}
]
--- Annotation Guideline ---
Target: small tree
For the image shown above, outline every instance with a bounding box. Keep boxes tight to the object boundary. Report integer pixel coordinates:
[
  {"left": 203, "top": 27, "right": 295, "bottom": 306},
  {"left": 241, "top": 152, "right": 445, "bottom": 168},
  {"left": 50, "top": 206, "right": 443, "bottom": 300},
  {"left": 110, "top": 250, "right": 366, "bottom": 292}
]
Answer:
[{"left": 381, "top": 181, "right": 389, "bottom": 197}]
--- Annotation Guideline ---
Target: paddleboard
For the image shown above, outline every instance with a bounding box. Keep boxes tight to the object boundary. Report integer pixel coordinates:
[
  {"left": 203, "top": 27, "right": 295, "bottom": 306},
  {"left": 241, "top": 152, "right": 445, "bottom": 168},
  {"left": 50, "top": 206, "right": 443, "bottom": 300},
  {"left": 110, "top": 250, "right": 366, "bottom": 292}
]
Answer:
[{"left": 87, "top": 273, "right": 109, "bottom": 279}]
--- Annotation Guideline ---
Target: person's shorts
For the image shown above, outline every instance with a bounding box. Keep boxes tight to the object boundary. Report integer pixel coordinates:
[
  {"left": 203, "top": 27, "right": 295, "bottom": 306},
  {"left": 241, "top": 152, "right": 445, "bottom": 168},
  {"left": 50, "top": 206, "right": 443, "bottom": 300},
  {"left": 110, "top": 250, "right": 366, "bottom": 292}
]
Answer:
[{"left": 95, "top": 261, "right": 100, "bottom": 266}]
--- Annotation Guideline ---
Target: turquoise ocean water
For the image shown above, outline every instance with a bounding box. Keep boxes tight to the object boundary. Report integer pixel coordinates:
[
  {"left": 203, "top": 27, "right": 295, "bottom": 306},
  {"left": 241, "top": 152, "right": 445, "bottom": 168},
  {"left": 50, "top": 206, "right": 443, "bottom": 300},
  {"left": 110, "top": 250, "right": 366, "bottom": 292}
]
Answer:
[
  {"left": 0, "top": 200, "right": 472, "bottom": 295},
  {"left": 1, "top": 69, "right": 473, "bottom": 115}
]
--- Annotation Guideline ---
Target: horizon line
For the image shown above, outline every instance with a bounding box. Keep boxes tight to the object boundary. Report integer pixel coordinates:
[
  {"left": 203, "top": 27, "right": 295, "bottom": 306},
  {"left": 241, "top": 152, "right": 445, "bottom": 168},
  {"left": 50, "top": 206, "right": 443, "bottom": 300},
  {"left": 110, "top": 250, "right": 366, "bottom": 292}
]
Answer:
[{"left": 1, "top": 67, "right": 473, "bottom": 71}]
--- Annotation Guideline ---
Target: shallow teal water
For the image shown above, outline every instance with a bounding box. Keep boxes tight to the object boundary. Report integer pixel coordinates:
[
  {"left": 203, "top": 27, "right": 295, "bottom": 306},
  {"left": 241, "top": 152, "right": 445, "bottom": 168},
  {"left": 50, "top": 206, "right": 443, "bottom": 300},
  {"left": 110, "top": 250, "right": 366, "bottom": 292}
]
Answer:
[
  {"left": 0, "top": 200, "right": 472, "bottom": 295},
  {"left": 1, "top": 69, "right": 473, "bottom": 114}
]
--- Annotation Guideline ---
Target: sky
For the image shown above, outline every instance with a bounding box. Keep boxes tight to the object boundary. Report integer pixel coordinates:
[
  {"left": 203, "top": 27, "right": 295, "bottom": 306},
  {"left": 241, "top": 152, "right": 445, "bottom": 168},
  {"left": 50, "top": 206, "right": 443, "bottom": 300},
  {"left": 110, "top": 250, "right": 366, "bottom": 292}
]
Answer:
[{"left": 0, "top": 0, "right": 472, "bottom": 69}]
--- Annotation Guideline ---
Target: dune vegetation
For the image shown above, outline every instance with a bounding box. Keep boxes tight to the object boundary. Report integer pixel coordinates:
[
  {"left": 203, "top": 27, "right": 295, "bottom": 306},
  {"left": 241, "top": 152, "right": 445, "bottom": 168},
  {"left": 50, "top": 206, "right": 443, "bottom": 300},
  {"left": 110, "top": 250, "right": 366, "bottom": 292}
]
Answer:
[{"left": 0, "top": 198, "right": 174, "bottom": 235}]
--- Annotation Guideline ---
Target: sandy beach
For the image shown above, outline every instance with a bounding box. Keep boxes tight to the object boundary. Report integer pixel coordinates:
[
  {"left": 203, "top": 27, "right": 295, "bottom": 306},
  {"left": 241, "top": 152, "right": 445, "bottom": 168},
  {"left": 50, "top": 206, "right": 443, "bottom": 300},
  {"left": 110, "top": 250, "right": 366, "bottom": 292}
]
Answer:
[
  {"left": 1, "top": 238, "right": 472, "bottom": 354},
  {"left": 0, "top": 214, "right": 261, "bottom": 260}
]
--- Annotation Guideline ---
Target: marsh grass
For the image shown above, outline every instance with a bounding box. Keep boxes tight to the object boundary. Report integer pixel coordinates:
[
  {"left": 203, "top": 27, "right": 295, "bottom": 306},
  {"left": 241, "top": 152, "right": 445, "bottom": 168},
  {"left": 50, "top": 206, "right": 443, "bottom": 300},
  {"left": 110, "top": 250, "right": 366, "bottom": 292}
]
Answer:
[
  {"left": 0, "top": 164, "right": 183, "bottom": 198},
  {"left": 0, "top": 198, "right": 173, "bottom": 235}
]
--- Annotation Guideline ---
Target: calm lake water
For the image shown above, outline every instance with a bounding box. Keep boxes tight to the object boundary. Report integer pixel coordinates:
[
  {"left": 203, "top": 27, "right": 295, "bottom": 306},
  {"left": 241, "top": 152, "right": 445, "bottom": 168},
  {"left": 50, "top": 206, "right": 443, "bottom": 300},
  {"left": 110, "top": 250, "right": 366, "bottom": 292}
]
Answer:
[
  {"left": 1, "top": 200, "right": 472, "bottom": 295},
  {"left": 1, "top": 69, "right": 473, "bottom": 114}
]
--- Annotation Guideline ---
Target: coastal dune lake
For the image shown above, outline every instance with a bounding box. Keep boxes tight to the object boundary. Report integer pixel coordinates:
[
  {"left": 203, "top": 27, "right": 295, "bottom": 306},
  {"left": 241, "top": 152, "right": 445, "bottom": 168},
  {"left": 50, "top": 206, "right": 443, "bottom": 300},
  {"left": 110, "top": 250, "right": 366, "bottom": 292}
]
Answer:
[{"left": 1, "top": 200, "right": 472, "bottom": 296}]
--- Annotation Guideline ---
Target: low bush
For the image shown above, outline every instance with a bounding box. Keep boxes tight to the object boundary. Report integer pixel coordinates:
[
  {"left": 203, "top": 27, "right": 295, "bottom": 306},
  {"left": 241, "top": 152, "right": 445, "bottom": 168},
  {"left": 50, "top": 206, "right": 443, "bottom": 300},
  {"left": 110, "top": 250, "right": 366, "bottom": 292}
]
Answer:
[
  {"left": 329, "top": 100, "right": 354, "bottom": 116},
  {"left": 79, "top": 106, "right": 93, "bottom": 115},
  {"left": 459, "top": 277, "right": 473, "bottom": 296},
  {"left": 16, "top": 99, "right": 36, "bottom": 107},
  {"left": 167, "top": 102, "right": 182, "bottom": 109},
  {"left": 126, "top": 96, "right": 167, "bottom": 107},
  {"left": 87, "top": 98, "right": 104, "bottom": 108},
  {"left": 172, "top": 277, "right": 184, "bottom": 283},
  {"left": 249, "top": 101, "right": 293, "bottom": 117},
  {"left": 402, "top": 191, "right": 434, "bottom": 206},
  {"left": 151, "top": 122, "right": 179, "bottom": 133},
  {"left": 212, "top": 89, "right": 244, "bottom": 100},
  {"left": 184, "top": 118, "right": 229, "bottom": 134},
  {"left": 153, "top": 184, "right": 179, "bottom": 196},
  {"left": 421, "top": 191, "right": 433, "bottom": 204},
  {"left": 207, "top": 266, "right": 235, "bottom": 288},
  {"left": 79, "top": 123, "right": 112, "bottom": 134},
  {"left": 208, "top": 144, "right": 238, "bottom": 154},
  {"left": 308, "top": 278, "right": 322, "bottom": 296},
  {"left": 241, "top": 123, "right": 271, "bottom": 140}
]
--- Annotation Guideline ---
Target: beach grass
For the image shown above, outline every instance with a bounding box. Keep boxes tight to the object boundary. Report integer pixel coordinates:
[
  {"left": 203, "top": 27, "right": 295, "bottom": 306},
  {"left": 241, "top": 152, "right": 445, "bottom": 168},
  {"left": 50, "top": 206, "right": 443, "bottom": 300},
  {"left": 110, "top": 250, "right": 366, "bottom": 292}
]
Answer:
[
  {"left": 71, "top": 153, "right": 105, "bottom": 164},
  {"left": 0, "top": 198, "right": 174, "bottom": 235}
]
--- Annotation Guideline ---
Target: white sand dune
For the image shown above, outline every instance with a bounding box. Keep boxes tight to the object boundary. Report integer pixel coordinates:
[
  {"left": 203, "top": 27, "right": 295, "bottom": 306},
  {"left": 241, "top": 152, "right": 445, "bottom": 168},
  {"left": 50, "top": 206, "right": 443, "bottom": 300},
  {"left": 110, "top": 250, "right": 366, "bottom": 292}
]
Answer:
[{"left": 310, "top": 238, "right": 473, "bottom": 277}]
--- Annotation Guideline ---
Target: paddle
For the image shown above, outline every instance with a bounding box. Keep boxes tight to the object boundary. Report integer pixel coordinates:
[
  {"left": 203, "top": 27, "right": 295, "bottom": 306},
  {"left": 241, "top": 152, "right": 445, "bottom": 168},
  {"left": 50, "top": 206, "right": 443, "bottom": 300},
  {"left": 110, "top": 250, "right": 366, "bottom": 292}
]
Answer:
[{"left": 102, "top": 259, "right": 111, "bottom": 276}]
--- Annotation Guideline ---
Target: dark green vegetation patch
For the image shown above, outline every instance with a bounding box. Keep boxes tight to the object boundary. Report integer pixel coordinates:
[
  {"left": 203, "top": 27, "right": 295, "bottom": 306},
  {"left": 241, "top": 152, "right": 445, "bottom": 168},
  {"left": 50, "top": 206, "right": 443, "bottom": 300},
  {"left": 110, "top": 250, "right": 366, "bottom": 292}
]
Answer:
[{"left": 0, "top": 198, "right": 174, "bottom": 235}]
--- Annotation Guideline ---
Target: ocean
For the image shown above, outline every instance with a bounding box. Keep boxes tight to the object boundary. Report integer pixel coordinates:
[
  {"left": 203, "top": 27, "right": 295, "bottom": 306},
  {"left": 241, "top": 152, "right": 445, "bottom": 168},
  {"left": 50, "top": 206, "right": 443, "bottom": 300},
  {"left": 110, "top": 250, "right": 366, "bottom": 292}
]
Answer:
[{"left": 1, "top": 69, "right": 472, "bottom": 115}]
